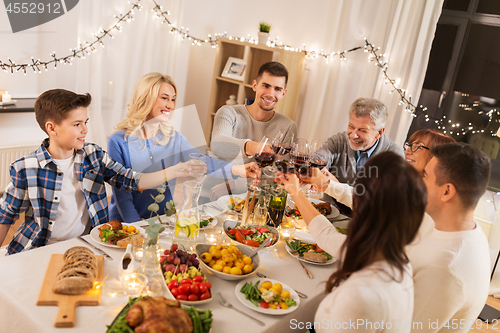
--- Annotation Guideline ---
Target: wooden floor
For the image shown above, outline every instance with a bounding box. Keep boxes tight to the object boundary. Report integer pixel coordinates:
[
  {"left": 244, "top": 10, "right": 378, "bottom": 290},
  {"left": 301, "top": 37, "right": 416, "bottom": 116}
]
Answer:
[{"left": 471, "top": 297, "right": 500, "bottom": 332}]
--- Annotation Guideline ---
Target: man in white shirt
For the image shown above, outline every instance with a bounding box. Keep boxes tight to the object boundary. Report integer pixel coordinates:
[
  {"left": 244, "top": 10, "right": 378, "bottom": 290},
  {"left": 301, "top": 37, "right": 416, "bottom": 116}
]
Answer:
[{"left": 407, "top": 143, "right": 491, "bottom": 332}]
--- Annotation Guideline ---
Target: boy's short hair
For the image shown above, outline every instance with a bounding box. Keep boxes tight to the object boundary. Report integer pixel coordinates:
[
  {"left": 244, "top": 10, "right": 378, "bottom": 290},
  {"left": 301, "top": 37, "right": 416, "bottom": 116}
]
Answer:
[
  {"left": 431, "top": 143, "right": 491, "bottom": 208},
  {"left": 35, "top": 89, "right": 91, "bottom": 133},
  {"left": 256, "top": 61, "right": 289, "bottom": 86}
]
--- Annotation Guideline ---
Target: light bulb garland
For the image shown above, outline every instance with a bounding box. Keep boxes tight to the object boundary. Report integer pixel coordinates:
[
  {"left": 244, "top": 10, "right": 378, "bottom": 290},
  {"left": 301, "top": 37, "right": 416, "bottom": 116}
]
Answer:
[
  {"left": 1, "top": 0, "right": 497, "bottom": 137},
  {"left": 0, "top": 1, "right": 143, "bottom": 74}
]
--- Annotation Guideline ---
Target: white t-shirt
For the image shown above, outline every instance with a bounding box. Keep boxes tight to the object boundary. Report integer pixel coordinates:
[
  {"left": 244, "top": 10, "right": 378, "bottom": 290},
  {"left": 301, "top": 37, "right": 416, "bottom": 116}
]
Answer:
[
  {"left": 407, "top": 214, "right": 490, "bottom": 333},
  {"left": 49, "top": 155, "right": 90, "bottom": 243}
]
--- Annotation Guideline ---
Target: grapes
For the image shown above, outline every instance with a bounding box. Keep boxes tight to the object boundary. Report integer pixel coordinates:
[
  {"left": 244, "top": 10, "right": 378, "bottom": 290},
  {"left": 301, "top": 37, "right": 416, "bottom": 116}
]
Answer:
[
  {"left": 186, "top": 260, "right": 193, "bottom": 267},
  {"left": 167, "top": 254, "right": 175, "bottom": 263},
  {"left": 179, "top": 264, "right": 188, "bottom": 273},
  {"left": 164, "top": 249, "right": 170, "bottom": 255},
  {"left": 192, "top": 259, "right": 199, "bottom": 267},
  {"left": 173, "top": 257, "right": 181, "bottom": 266},
  {"left": 176, "top": 249, "right": 184, "bottom": 257},
  {"left": 170, "top": 244, "right": 178, "bottom": 252}
]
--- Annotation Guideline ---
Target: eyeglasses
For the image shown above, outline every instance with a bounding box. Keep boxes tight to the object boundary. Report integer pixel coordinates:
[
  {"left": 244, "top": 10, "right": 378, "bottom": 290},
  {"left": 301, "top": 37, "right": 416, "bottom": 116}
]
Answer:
[{"left": 404, "top": 142, "right": 430, "bottom": 153}]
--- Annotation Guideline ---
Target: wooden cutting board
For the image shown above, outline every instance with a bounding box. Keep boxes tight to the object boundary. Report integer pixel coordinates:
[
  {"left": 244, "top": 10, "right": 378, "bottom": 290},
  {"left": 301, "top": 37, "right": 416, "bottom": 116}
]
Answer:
[{"left": 36, "top": 253, "right": 104, "bottom": 327}]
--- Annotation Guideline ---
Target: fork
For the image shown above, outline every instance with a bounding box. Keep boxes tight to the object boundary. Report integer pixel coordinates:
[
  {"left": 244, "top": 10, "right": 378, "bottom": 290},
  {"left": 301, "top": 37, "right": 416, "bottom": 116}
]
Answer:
[{"left": 217, "top": 292, "right": 265, "bottom": 326}]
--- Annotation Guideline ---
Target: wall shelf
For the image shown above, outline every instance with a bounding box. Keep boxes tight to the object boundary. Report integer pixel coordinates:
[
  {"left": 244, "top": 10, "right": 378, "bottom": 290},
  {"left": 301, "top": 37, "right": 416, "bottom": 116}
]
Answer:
[{"left": 205, "top": 38, "right": 306, "bottom": 145}]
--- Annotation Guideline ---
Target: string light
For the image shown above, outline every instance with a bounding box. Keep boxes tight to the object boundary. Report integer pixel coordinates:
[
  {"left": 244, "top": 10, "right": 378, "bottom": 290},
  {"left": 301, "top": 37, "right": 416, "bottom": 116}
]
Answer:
[
  {"left": 1, "top": 0, "right": 497, "bottom": 137},
  {"left": 0, "top": 1, "right": 143, "bottom": 74}
]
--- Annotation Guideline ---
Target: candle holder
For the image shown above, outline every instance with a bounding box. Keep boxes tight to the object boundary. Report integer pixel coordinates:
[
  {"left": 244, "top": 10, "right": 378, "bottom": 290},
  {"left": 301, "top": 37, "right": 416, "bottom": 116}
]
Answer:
[
  {"left": 205, "top": 228, "right": 222, "bottom": 245},
  {"left": 120, "top": 273, "right": 148, "bottom": 297},
  {"left": 279, "top": 226, "right": 295, "bottom": 241}
]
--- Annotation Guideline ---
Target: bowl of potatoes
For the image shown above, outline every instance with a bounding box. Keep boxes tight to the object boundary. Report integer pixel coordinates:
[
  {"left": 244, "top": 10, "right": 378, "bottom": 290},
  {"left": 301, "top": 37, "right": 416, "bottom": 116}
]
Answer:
[{"left": 194, "top": 244, "right": 260, "bottom": 281}]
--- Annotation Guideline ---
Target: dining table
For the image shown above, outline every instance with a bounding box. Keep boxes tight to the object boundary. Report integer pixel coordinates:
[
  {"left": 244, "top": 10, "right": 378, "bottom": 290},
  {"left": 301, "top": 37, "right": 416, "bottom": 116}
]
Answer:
[{"left": 0, "top": 200, "right": 348, "bottom": 333}]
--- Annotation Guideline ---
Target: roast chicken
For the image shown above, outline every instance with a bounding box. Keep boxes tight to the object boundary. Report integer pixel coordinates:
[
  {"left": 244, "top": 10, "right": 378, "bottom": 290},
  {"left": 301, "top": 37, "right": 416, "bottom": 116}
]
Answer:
[{"left": 125, "top": 297, "right": 193, "bottom": 333}]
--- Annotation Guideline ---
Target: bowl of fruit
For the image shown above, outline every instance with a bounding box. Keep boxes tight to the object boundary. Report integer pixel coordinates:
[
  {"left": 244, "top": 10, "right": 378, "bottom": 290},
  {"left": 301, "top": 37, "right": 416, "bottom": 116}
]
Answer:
[
  {"left": 195, "top": 243, "right": 260, "bottom": 281},
  {"left": 223, "top": 220, "right": 280, "bottom": 251},
  {"left": 160, "top": 243, "right": 213, "bottom": 304}
]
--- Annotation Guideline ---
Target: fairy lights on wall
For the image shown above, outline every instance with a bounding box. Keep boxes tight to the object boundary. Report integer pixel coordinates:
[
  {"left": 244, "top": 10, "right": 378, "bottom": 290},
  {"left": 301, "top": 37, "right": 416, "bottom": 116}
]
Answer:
[
  {"left": 0, "top": 1, "right": 143, "bottom": 74},
  {"left": 1, "top": 0, "right": 497, "bottom": 137}
]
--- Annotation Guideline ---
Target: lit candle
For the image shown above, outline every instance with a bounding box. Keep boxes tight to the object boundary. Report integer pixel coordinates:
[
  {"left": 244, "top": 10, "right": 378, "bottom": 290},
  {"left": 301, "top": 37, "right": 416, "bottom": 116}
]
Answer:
[{"left": 1, "top": 91, "right": 11, "bottom": 103}]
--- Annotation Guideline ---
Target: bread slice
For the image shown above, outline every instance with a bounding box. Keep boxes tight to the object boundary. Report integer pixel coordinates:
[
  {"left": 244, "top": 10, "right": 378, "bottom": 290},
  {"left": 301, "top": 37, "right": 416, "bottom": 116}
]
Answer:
[
  {"left": 116, "top": 234, "right": 145, "bottom": 248},
  {"left": 52, "top": 277, "right": 93, "bottom": 295}
]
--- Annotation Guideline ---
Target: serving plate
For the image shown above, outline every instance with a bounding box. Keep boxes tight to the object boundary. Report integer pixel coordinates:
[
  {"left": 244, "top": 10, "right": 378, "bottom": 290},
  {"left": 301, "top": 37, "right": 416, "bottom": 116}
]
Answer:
[
  {"left": 285, "top": 242, "right": 336, "bottom": 266},
  {"left": 89, "top": 223, "right": 144, "bottom": 249},
  {"left": 285, "top": 197, "right": 340, "bottom": 228},
  {"left": 216, "top": 193, "right": 249, "bottom": 214},
  {"left": 235, "top": 277, "right": 300, "bottom": 315},
  {"left": 106, "top": 297, "right": 213, "bottom": 333}
]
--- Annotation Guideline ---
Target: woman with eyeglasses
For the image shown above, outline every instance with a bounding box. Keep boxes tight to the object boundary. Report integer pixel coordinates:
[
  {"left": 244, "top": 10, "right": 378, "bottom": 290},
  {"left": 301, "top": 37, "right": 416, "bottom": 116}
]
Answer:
[{"left": 299, "top": 129, "right": 455, "bottom": 208}]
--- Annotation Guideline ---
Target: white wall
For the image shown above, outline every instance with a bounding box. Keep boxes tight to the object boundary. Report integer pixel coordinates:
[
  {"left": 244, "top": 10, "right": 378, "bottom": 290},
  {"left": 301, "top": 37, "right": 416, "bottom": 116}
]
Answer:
[{"left": 0, "top": 0, "right": 336, "bottom": 148}]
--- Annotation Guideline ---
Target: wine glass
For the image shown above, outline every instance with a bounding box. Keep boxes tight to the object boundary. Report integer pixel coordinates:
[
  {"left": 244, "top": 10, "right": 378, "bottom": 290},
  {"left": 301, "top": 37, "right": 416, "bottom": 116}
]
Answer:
[
  {"left": 254, "top": 135, "right": 275, "bottom": 172},
  {"left": 306, "top": 140, "right": 328, "bottom": 196},
  {"left": 266, "top": 130, "right": 293, "bottom": 177},
  {"left": 290, "top": 138, "right": 310, "bottom": 178}
]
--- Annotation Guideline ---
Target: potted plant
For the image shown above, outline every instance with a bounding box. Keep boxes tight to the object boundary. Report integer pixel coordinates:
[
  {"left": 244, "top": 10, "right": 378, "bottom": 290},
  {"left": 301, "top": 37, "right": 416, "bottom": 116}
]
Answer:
[{"left": 258, "top": 22, "right": 271, "bottom": 45}]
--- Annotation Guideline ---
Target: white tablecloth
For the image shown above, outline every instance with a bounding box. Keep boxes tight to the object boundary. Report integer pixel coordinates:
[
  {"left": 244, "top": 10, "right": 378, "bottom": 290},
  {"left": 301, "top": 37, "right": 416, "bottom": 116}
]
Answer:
[{"left": 0, "top": 206, "right": 343, "bottom": 333}]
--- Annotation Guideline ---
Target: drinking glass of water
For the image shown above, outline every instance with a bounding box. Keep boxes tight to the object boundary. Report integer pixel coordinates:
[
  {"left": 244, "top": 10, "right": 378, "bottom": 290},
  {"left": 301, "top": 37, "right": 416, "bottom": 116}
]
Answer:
[{"left": 189, "top": 153, "right": 206, "bottom": 180}]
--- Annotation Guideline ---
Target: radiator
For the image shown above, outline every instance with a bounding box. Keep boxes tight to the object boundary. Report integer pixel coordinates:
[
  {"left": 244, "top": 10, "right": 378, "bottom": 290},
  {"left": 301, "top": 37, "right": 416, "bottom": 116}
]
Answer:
[{"left": 0, "top": 145, "right": 38, "bottom": 192}]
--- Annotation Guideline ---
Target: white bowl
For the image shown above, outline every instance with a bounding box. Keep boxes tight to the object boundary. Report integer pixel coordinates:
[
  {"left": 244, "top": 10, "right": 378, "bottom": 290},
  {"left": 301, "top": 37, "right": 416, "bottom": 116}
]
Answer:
[
  {"left": 222, "top": 220, "right": 280, "bottom": 251},
  {"left": 194, "top": 244, "right": 260, "bottom": 281}
]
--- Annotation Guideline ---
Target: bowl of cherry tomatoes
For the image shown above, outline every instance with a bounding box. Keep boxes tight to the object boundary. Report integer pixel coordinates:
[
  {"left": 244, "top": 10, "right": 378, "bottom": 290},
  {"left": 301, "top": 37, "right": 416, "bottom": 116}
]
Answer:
[{"left": 164, "top": 274, "right": 213, "bottom": 305}]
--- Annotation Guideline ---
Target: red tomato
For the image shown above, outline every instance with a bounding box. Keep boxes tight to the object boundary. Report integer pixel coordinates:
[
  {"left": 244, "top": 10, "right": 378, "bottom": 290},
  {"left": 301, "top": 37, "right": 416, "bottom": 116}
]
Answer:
[
  {"left": 188, "top": 294, "right": 199, "bottom": 302},
  {"left": 178, "top": 284, "right": 190, "bottom": 295},
  {"left": 240, "top": 228, "right": 253, "bottom": 236},
  {"left": 190, "top": 283, "right": 200, "bottom": 295},
  {"left": 200, "top": 292, "right": 211, "bottom": 300},
  {"left": 181, "top": 278, "right": 193, "bottom": 285},
  {"left": 227, "top": 228, "right": 237, "bottom": 235},
  {"left": 244, "top": 239, "right": 260, "bottom": 247},
  {"left": 259, "top": 227, "right": 271, "bottom": 233},
  {"left": 170, "top": 287, "right": 179, "bottom": 298},
  {"left": 159, "top": 255, "right": 167, "bottom": 264},
  {"left": 176, "top": 294, "right": 188, "bottom": 301},
  {"left": 201, "top": 281, "right": 212, "bottom": 290},
  {"left": 315, "top": 245, "right": 325, "bottom": 253},
  {"left": 235, "top": 230, "right": 245, "bottom": 243},
  {"left": 199, "top": 284, "right": 208, "bottom": 293},
  {"left": 192, "top": 275, "right": 204, "bottom": 283},
  {"left": 259, "top": 301, "right": 269, "bottom": 308},
  {"left": 167, "top": 280, "right": 179, "bottom": 290}
]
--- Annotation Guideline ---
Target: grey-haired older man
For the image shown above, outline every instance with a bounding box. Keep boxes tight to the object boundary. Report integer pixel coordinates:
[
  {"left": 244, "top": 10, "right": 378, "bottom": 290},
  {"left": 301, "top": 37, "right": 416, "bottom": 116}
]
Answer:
[{"left": 325, "top": 98, "right": 403, "bottom": 185}]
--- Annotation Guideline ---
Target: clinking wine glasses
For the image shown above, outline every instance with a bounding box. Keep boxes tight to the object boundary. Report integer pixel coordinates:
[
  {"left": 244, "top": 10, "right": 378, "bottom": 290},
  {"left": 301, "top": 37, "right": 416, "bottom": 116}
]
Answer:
[
  {"left": 254, "top": 136, "right": 276, "bottom": 180},
  {"left": 268, "top": 130, "right": 294, "bottom": 177},
  {"left": 290, "top": 138, "right": 310, "bottom": 177},
  {"left": 306, "top": 140, "right": 329, "bottom": 196}
]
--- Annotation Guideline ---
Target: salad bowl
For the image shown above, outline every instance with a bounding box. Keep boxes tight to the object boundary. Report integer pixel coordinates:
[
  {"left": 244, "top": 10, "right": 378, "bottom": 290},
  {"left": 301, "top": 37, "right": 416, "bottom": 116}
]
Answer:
[{"left": 223, "top": 220, "right": 280, "bottom": 251}]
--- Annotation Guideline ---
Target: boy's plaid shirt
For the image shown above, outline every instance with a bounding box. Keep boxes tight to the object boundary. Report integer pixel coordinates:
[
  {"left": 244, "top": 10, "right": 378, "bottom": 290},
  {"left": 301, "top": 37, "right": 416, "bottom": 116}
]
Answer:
[{"left": 0, "top": 139, "right": 141, "bottom": 255}]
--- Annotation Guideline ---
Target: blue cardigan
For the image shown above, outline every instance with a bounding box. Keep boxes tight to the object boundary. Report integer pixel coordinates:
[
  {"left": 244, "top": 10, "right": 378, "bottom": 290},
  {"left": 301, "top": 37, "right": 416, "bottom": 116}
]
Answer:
[{"left": 107, "top": 130, "right": 234, "bottom": 222}]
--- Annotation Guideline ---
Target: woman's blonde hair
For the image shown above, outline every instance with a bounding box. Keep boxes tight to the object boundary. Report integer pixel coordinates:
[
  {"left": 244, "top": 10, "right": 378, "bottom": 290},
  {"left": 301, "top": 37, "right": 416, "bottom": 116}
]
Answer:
[{"left": 115, "top": 72, "right": 176, "bottom": 145}]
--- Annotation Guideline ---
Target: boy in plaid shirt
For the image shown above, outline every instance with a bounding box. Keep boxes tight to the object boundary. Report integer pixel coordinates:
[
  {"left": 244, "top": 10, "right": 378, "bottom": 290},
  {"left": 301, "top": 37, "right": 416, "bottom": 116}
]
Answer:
[{"left": 0, "top": 89, "right": 190, "bottom": 255}]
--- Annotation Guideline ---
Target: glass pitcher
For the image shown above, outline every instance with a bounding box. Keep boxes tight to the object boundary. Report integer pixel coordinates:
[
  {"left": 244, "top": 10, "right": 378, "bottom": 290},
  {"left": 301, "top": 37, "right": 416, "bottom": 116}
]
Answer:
[{"left": 174, "top": 180, "right": 203, "bottom": 243}]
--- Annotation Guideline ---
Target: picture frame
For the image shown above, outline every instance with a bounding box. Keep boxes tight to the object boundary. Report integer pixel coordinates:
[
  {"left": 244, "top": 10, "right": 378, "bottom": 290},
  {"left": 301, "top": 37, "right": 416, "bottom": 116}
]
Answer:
[{"left": 221, "top": 57, "right": 247, "bottom": 81}]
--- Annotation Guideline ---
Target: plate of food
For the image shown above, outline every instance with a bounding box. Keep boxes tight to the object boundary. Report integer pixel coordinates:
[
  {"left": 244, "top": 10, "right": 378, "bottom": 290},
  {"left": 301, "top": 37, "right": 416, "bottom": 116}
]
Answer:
[
  {"left": 285, "top": 197, "right": 340, "bottom": 228},
  {"left": 176, "top": 210, "right": 217, "bottom": 229},
  {"left": 105, "top": 296, "right": 213, "bottom": 333},
  {"left": 285, "top": 239, "right": 336, "bottom": 265},
  {"left": 90, "top": 220, "right": 145, "bottom": 248},
  {"left": 161, "top": 243, "right": 213, "bottom": 305},
  {"left": 217, "top": 194, "right": 254, "bottom": 214},
  {"left": 223, "top": 220, "right": 279, "bottom": 249},
  {"left": 235, "top": 277, "right": 300, "bottom": 315}
]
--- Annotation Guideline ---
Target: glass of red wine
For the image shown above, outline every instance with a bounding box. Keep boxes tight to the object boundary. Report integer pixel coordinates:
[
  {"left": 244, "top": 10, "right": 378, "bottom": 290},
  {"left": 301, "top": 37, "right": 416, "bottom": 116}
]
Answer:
[
  {"left": 306, "top": 140, "right": 328, "bottom": 196},
  {"left": 290, "top": 138, "right": 310, "bottom": 178},
  {"left": 266, "top": 130, "right": 293, "bottom": 177},
  {"left": 252, "top": 136, "right": 276, "bottom": 189}
]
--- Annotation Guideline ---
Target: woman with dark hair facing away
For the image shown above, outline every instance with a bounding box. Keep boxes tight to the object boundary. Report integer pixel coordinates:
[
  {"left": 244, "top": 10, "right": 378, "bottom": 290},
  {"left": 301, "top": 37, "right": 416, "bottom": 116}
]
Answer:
[{"left": 275, "top": 152, "right": 427, "bottom": 332}]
